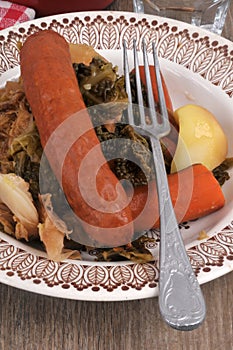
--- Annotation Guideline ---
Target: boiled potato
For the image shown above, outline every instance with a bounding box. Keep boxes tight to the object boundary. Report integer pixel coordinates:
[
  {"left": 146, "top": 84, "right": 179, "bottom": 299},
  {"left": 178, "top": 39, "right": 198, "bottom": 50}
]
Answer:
[{"left": 171, "top": 104, "right": 228, "bottom": 173}]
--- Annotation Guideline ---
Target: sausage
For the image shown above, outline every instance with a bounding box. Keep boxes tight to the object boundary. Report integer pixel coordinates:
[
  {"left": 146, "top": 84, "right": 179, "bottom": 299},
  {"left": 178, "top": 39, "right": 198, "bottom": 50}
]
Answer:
[
  {"left": 20, "top": 30, "right": 133, "bottom": 247},
  {"left": 20, "top": 31, "right": 225, "bottom": 246}
]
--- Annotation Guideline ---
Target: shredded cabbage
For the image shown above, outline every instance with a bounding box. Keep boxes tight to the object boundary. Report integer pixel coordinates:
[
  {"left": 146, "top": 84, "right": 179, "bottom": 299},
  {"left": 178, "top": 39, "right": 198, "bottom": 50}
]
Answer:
[{"left": 0, "top": 173, "right": 39, "bottom": 234}]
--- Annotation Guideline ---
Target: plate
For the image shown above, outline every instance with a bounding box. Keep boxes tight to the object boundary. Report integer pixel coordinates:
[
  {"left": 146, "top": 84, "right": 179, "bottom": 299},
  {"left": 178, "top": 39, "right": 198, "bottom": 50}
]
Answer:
[{"left": 0, "top": 11, "right": 233, "bottom": 301}]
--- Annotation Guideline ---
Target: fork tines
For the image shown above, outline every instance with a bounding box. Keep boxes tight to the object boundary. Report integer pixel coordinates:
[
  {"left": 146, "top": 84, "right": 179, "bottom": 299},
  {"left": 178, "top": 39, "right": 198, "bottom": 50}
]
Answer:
[{"left": 123, "top": 39, "right": 170, "bottom": 138}]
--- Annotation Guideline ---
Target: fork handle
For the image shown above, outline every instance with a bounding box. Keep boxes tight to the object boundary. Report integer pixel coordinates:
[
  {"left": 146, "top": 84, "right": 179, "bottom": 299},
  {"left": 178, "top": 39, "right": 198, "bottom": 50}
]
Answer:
[{"left": 150, "top": 137, "right": 206, "bottom": 331}]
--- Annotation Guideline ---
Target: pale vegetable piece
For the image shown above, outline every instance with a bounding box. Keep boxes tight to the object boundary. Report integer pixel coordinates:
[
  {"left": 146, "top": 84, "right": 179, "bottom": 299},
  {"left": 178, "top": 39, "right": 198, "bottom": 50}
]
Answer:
[
  {"left": 69, "top": 43, "right": 106, "bottom": 65},
  {"left": 0, "top": 173, "right": 39, "bottom": 235},
  {"left": 38, "top": 213, "right": 80, "bottom": 262},
  {"left": 14, "top": 220, "right": 31, "bottom": 241},
  {"left": 38, "top": 194, "right": 80, "bottom": 261},
  {"left": 39, "top": 194, "right": 72, "bottom": 238},
  {"left": 171, "top": 104, "right": 228, "bottom": 173},
  {"left": 38, "top": 219, "right": 65, "bottom": 262}
]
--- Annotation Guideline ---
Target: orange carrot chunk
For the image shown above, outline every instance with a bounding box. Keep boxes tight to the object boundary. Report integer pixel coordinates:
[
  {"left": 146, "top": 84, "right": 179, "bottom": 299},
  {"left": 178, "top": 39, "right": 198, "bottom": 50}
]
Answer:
[{"left": 127, "top": 164, "right": 225, "bottom": 232}]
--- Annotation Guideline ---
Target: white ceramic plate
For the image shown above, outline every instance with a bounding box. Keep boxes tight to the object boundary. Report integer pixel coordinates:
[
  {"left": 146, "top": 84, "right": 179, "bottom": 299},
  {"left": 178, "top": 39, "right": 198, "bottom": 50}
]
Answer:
[{"left": 0, "top": 11, "right": 233, "bottom": 301}]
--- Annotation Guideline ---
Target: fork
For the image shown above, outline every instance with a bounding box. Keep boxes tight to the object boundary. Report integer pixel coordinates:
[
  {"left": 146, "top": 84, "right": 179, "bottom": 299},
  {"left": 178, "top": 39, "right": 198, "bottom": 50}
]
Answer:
[{"left": 123, "top": 39, "right": 206, "bottom": 331}]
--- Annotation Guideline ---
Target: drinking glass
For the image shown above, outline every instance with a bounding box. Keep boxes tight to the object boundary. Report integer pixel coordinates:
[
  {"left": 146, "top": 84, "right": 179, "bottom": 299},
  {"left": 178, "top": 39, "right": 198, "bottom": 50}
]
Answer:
[{"left": 133, "top": 0, "right": 231, "bottom": 35}]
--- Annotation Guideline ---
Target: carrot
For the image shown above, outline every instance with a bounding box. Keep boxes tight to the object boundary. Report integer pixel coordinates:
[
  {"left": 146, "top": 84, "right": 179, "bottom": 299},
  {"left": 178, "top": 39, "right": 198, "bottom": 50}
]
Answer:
[
  {"left": 127, "top": 164, "right": 225, "bottom": 232},
  {"left": 20, "top": 30, "right": 133, "bottom": 247},
  {"left": 133, "top": 65, "right": 173, "bottom": 112},
  {"left": 135, "top": 66, "right": 179, "bottom": 161}
]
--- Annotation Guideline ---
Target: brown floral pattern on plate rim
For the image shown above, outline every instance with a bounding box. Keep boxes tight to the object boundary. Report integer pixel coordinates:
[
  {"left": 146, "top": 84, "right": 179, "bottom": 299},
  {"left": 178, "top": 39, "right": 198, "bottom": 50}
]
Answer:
[
  {"left": 0, "top": 13, "right": 233, "bottom": 96},
  {"left": 0, "top": 12, "right": 232, "bottom": 300}
]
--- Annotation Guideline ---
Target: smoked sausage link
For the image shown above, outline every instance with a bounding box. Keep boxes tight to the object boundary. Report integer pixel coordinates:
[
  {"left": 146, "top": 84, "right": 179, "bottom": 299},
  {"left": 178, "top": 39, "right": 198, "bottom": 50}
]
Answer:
[{"left": 20, "top": 30, "right": 133, "bottom": 247}]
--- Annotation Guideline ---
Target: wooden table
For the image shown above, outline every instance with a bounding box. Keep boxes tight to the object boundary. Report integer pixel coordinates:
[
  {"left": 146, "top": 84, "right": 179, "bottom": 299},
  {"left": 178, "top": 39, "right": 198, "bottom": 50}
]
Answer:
[{"left": 1, "top": 1, "right": 233, "bottom": 349}]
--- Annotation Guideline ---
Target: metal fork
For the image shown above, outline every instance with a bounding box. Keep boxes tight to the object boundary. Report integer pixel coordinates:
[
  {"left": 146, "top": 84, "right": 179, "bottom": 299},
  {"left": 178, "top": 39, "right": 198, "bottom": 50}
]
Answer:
[{"left": 123, "top": 39, "right": 206, "bottom": 331}]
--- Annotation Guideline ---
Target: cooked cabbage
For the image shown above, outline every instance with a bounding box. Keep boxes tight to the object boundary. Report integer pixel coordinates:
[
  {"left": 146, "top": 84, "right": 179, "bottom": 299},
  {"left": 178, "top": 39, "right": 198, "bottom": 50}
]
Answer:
[{"left": 0, "top": 173, "right": 39, "bottom": 236}]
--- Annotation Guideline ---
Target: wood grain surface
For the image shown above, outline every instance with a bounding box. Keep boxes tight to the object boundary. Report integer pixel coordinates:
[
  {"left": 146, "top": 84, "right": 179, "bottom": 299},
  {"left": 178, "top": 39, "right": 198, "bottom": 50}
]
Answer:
[{"left": 0, "top": 1, "right": 233, "bottom": 349}]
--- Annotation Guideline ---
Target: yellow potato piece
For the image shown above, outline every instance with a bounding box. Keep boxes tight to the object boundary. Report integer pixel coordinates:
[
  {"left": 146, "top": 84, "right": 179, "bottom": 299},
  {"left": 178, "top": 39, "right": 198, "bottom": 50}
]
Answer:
[{"left": 171, "top": 104, "right": 228, "bottom": 173}]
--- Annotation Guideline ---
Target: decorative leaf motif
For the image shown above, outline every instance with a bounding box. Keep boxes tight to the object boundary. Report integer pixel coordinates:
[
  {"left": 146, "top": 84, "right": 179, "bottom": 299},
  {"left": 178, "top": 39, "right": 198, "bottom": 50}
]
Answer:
[
  {"left": 3, "top": 43, "right": 19, "bottom": 67},
  {"left": 81, "top": 24, "right": 99, "bottom": 48},
  {"left": 85, "top": 266, "right": 107, "bottom": 285},
  {"left": 34, "top": 260, "right": 58, "bottom": 278},
  {"left": 187, "top": 250, "right": 206, "bottom": 267},
  {"left": 65, "top": 26, "right": 81, "bottom": 44},
  {"left": 101, "top": 23, "right": 119, "bottom": 49},
  {"left": 217, "top": 231, "right": 233, "bottom": 246},
  {"left": 199, "top": 241, "right": 227, "bottom": 257},
  {"left": 60, "top": 30, "right": 73, "bottom": 44},
  {"left": 207, "top": 57, "right": 231, "bottom": 84},
  {"left": 142, "top": 30, "right": 159, "bottom": 51},
  {"left": 70, "top": 23, "right": 85, "bottom": 44},
  {"left": 175, "top": 39, "right": 196, "bottom": 66},
  {"left": 11, "top": 253, "right": 36, "bottom": 271},
  {"left": 110, "top": 265, "right": 133, "bottom": 284},
  {"left": 221, "top": 71, "right": 233, "bottom": 93},
  {"left": 191, "top": 48, "right": 215, "bottom": 74},
  {"left": 158, "top": 34, "right": 177, "bottom": 60},
  {"left": 134, "top": 263, "right": 158, "bottom": 282},
  {"left": 0, "top": 243, "right": 16, "bottom": 259},
  {"left": 60, "top": 263, "right": 83, "bottom": 283},
  {"left": 0, "top": 52, "right": 9, "bottom": 74},
  {"left": 122, "top": 25, "right": 138, "bottom": 48}
]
